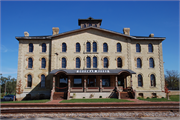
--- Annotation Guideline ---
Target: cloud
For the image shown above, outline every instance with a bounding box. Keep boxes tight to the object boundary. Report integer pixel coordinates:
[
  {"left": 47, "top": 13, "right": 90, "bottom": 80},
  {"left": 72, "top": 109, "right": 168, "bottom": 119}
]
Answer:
[
  {"left": 0, "top": 45, "right": 18, "bottom": 53},
  {"left": 0, "top": 68, "right": 17, "bottom": 75}
]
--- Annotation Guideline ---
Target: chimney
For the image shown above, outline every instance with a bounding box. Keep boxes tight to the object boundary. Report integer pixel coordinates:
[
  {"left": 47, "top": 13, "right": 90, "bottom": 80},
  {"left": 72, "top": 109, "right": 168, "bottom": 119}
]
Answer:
[
  {"left": 52, "top": 27, "right": 59, "bottom": 35},
  {"left": 24, "top": 31, "right": 29, "bottom": 37},
  {"left": 123, "top": 28, "right": 130, "bottom": 35},
  {"left": 149, "top": 33, "right": 154, "bottom": 37}
]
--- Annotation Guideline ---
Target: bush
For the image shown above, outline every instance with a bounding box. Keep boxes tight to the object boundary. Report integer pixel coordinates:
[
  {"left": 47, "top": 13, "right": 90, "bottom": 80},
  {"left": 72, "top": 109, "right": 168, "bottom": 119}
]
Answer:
[
  {"left": 146, "top": 97, "right": 150, "bottom": 99},
  {"left": 1, "top": 93, "right": 5, "bottom": 98},
  {"left": 99, "top": 96, "right": 102, "bottom": 98},
  {"left": 161, "top": 97, "right": 165, "bottom": 99},
  {"left": 83, "top": 97, "right": 85, "bottom": 99}
]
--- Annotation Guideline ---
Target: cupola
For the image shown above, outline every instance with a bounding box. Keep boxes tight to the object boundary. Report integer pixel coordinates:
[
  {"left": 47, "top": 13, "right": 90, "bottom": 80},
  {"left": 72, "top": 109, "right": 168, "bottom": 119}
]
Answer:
[{"left": 78, "top": 17, "right": 102, "bottom": 28}]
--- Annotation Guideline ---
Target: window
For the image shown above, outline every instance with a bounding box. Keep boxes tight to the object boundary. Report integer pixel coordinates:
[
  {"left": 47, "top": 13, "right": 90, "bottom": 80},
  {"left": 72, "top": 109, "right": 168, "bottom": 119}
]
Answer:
[
  {"left": 41, "top": 74, "right": 45, "bottom": 88},
  {"left": 148, "top": 43, "right": 153, "bottom": 52},
  {"left": 150, "top": 74, "right": 156, "bottom": 87},
  {"left": 76, "top": 58, "right": 80, "bottom": 68},
  {"left": 76, "top": 43, "right": 80, "bottom": 52},
  {"left": 103, "top": 43, "right": 108, "bottom": 52},
  {"left": 104, "top": 57, "right": 108, "bottom": 68},
  {"left": 42, "top": 43, "right": 46, "bottom": 52},
  {"left": 95, "top": 24, "right": 97, "bottom": 27},
  {"left": 86, "top": 42, "right": 91, "bottom": 52},
  {"left": 117, "top": 57, "right": 122, "bottom": 68},
  {"left": 84, "top": 24, "right": 86, "bottom": 28},
  {"left": 89, "top": 23, "right": 92, "bottom": 26},
  {"left": 93, "top": 42, "right": 97, "bottom": 52},
  {"left": 28, "top": 58, "right": 33, "bottom": 68},
  {"left": 137, "top": 58, "right": 142, "bottom": 68},
  {"left": 93, "top": 56, "right": 97, "bottom": 68},
  {"left": 62, "top": 57, "right": 66, "bottom": 68},
  {"left": 102, "top": 76, "right": 110, "bottom": 87},
  {"left": 117, "top": 43, "right": 121, "bottom": 52},
  {"left": 27, "top": 74, "right": 32, "bottom": 87},
  {"left": 149, "top": 58, "right": 154, "bottom": 68},
  {"left": 86, "top": 57, "right": 91, "bottom": 68},
  {"left": 136, "top": 43, "right": 141, "bottom": 52},
  {"left": 29, "top": 43, "right": 33, "bottom": 52},
  {"left": 41, "top": 58, "right": 46, "bottom": 68},
  {"left": 138, "top": 74, "right": 143, "bottom": 87},
  {"left": 87, "top": 75, "right": 96, "bottom": 87},
  {"left": 62, "top": 43, "right": 67, "bottom": 52},
  {"left": 73, "top": 75, "right": 82, "bottom": 87}
]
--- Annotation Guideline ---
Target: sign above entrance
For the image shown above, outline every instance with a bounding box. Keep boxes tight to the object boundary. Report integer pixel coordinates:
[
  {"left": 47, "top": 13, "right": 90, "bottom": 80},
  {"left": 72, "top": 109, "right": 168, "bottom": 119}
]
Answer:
[{"left": 76, "top": 70, "right": 110, "bottom": 73}]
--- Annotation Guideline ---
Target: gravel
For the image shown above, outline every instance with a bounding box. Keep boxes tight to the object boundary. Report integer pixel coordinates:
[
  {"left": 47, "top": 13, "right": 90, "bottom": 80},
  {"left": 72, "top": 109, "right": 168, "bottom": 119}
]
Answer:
[{"left": 1, "top": 112, "right": 179, "bottom": 119}]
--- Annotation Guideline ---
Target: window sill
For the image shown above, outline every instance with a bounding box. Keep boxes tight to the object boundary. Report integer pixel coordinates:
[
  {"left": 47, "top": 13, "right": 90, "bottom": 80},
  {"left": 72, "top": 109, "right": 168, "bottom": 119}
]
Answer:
[
  {"left": 147, "top": 52, "right": 154, "bottom": 54},
  {"left": 101, "top": 52, "right": 108, "bottom": 54},
  {"left": 135, "top": 52, "right": 141, "bottom": 54},
  {"left": 137, "top": 86, "right": 143, "bottom": 88},
  {"left": 116, "top": 67, "right": 123, "bottom": 69},
  {"left": 136, "top": 68, "right": 142, "bottom": 69},
  {"left": 83, "top": 52, "right": 99, "bottom": 54},
  {"left": 74, "top": 52, "right": 82, "bottom": 54},
  {"left": 150, "top": 86, "right": 157, "bottom": 88},
  {"left": 40, "top": 52, "right": 47, "bottom": 54},
  {"left": 60, "top": 52, "right": 67, "bottom": 53},
  {"left": 115, "top": 52, "right": 122, "bottom": 53},
  {"left": 26, "top": 68, "right": 33, "bottom": 70},
  {"left": 84, "top": 68, "right": 99, "bottom": 70},
  {"left": 27, "top": 52, "right": 33, "bottom": 54},
  {"left": 39, "top": 68, "right": 47, "bottom": 70}
]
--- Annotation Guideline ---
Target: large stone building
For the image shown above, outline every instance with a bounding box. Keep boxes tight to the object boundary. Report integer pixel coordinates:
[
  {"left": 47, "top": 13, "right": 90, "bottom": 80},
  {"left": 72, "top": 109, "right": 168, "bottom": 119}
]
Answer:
[{"left": 15, "top": 17, "right": 166, "bottom": 101}]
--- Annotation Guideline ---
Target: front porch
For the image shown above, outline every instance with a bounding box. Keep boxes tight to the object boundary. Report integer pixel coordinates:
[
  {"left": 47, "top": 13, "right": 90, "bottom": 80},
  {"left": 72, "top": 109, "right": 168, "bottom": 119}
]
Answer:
[{"left": 49, "top": 69, "right": 136, "bottom": 100}]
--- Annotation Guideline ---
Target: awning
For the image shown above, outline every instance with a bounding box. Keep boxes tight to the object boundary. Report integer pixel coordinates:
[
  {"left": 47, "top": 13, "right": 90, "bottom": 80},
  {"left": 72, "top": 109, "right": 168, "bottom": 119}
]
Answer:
[{"left": 50, "top": 69, "right": 136, "bottom": 75}]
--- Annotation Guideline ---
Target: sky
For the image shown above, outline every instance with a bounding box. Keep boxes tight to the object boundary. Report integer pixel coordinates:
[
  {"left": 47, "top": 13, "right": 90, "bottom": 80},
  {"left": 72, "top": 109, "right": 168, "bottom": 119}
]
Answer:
[{"left": 0, "top": 1, "right": 179, "bottom": 79}]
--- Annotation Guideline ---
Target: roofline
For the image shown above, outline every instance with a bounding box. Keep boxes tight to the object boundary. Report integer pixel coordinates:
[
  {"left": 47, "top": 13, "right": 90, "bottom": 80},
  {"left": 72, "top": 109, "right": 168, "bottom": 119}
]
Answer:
[{"left": 15, "top": 27, "right": 166, "bottom": 41}]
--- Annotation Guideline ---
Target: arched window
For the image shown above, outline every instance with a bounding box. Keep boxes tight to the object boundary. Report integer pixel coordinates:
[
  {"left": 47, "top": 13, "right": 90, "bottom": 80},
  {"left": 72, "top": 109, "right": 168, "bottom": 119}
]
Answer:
[
  {"left": 41, "top": 74, "right": 45, "bottom": 88},
  {"left": 93, "top": 42, "right": 97, "bottom": 52},
  {"left": 149, "top": 58, "right": 154, "bottom": 68},
  {"left": 76, "top": 43, "right": 80, "bottom": 52},
  {"left": 41, "top": 58, "right": 46, "bottom": 68},
  {"left": 86, "top": 42, "right": 91, "bottom": 52},
  {"left": 104, "top": 57, "right": 108, "bottom": 68},
  {"left": 62, "top": 43, "right": 67, "bottom": 52},
  {"left": 29, "top": 43, "right": 33, "bottom": 52},
  {"left": 148, "top": 43, "right": 153, "bottom": 52},
  {"left": 27, "top": 74, "right": 32, "bottom": 87},
  {"left": 86, "top": 57, "right": 91, "bottom": 68},
  {"left": 150, "top": 74, "right": 156, "bottom": 87},
  {"left": 117, "top": 57, "right": 122, "bottom": 68},
  {"left": 93, "top": 56, "right": 97, "bottom": 68},
  {"left": 103, "top": 43, "right": 108, "bottom": 52},
  {"left": 42, "top": 43, "right": 46, "bottom": 52},
  {"left": 62, "top": 57, "right": 66, "bottom": 68},
  {"left": 137, "top": 58, "right": 142, "bottom": 68},
  {"left": 89, "top": 23, "right": 92, "bottom": 26},
  {"left": 117, "top": 43, "right": 121, "bottom": 52},
  {"left": 84, "top": 24, "right": 86, "bottom": 28},
  {"left": 95, "top": 24, "right": 97, "bottom": 27},
  {"left": 28, "top": 58, "right": 33, "bottom": 68},
  {"left": 76, "top": 58, "right": 80, "bottom": 68},
  {"left": 136, "top": 43, "right": 141, "bottom": 52},
  {"left": 138, "top": 74, "right": 143, "bottom": 87}
]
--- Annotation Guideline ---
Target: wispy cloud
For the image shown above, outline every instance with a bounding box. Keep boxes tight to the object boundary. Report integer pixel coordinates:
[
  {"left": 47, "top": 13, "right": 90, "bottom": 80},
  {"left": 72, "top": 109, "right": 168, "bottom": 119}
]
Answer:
[{"left": 0, "top": 45, "right": 18, "bottom": 53}]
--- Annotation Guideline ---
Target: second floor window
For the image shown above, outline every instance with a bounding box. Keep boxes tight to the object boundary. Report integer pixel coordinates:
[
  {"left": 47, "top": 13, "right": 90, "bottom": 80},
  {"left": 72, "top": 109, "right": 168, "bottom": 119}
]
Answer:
[
  {"left": 27, "top": 74, "right": 32, "bottom": 87},
  {"left": 62, "top": 58, "right": 66, "bottom": 68},
  {"left": 87, "top": 57, "right": 91, "bottom": 68},
  {"left": 136, "top": 43, "right": 141, "bottom": 52},
  {"left": 42, "top": 43, "right": 46, "bottom": 52},
  {"left": 86, "top": 42, "right": 91, "bottom": 52},
  {"left": 28, "top": 58, "right": 33, "bottom": 68},
  {"left": 149, "top": 58, "right": 154, "bottom": 68},
  {"left": 137, "top": 58, "right": 142, "bottom": 68},
  {"left": 103, "top": 43, "right": 108, "bottom": 52},
  {"left": 117, "top": 43, "right": 121, "bottom": 52},
  {"left": 148, "top": 43, "right": 153, "bottom": 52},
  {"left": 138, "top": 74, "right": 143, "bottom": 87},
  {"left": 76, "top": 43, "right": 80, "bottom": 52},
  {"left": 117, "top": 57, "right": 122, "bottom": 68},
  {"left": 104, "top": 57, "right": 108, "bottom": 68},
  {"left": 76, "top": 58, "right": 80, "bottom": 68},
  {"left": 41, "top": 74, "right": 45, "bottom": 88},
  {"left": 93, "top": 42, "right": 97, "bottom": 52},
  {"left": 29, "top": 43, "right": 33, "bottom": 52},
  {"left": 62, "top": 43, "right": 67, "bottom": 52},
  {"left": 93, "top": 56, "right": 97, "bottom": 68},
  {"left": 41, "top": 58, "right": 46, "bottom": 68}
]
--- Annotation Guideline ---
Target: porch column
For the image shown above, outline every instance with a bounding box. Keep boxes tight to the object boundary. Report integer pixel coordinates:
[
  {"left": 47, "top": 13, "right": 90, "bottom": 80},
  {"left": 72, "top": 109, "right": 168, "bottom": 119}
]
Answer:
[
  {"left": 115, "top": 76, "right": 118, "bottom": 88},
  {"left": 84, "top": 76, "right": 87, "bottom": 92},
  {"left": 124, "top": 77, "right": 127, "bottom": 89},
  {"left": 50, "top": 76, "right": 56, "bottom": 100},
  {"left": 100, "top": 76, "right": 102, "bottom": 92},
  {"left": 67, "top": 76, "right": 70, "bottom": 100},
  {"left": 130, "top": 75, "right": 132, "bottom": 88}
]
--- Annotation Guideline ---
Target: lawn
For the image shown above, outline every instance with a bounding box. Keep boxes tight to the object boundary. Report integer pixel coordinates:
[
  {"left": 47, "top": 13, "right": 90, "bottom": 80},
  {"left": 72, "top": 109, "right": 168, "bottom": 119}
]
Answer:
[
  {"left": 138, "top": 95, "right": 179, "bottom": 102},
  {"left": 60, "top": 98, "right": 133, "bottom": 103},
  {"left": 1, "top": 99, "right": 50, "bottom": 103}
]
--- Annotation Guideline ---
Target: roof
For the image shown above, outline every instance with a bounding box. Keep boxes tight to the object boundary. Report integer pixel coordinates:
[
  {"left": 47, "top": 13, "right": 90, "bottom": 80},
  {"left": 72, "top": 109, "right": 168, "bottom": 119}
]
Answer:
[
  {"left": 15, "top": 27, "right": 166, "bottom": 41},
  {"left": 50, "top": 69, "right": 136, "bottom": 75}
]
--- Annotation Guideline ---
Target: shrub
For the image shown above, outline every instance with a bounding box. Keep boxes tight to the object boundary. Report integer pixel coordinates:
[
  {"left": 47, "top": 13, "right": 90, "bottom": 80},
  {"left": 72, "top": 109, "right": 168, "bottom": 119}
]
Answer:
[
  {"left": 90, "top": 94, "right": 94, "bottom": 98},
  {"left": 83, "top": 97, "right": 85, "bottom": 99},
  {"left": 161, "top": 97, "right": 165, "bottom": 99},
  {"left": 146, "top": 97, "right": 150, "bottom": 99},
  {"left": 99, "top": 96, "right": 102, "bottom": 98}
]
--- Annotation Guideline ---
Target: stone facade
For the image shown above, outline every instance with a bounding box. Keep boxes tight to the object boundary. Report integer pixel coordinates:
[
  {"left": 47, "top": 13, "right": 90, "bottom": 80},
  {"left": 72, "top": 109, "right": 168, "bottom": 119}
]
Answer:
[{"left": 15, "top": 18, "right": 166, "bottom": 101}]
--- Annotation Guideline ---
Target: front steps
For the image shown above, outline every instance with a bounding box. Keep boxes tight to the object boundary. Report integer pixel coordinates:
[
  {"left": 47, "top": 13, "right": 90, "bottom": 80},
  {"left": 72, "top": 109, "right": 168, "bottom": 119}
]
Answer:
[
  {"left": 120, "top": 92, "right": 134, "bottom": 99},
  {"left": 53, "top": 92, "right": 67, "bottom": 100}
]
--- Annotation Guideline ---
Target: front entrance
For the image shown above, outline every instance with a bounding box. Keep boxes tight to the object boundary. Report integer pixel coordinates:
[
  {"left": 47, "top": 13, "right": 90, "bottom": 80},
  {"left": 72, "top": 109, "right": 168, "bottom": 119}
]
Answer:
[{"left": 118, "top": 76, "right": 124, "bottom": 89}]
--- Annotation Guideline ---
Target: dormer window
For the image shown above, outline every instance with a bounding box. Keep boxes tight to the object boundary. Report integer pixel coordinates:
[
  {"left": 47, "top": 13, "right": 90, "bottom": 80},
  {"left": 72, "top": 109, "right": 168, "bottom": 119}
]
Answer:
[{"left": 78, "top": 17, "right": 102, "bottom": 28}]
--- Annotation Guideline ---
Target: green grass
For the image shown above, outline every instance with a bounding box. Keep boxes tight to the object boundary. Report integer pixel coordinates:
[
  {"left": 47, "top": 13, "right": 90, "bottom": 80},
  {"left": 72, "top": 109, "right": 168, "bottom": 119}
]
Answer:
[
  {"left": 138, "top": 95, "right": 179, "bottom": 102},
  {"left": 1, "top": 99, "right": 50, "bottom": 103},
  {"left": 60, "top": 98, "right": 133, "bottom": 103}
]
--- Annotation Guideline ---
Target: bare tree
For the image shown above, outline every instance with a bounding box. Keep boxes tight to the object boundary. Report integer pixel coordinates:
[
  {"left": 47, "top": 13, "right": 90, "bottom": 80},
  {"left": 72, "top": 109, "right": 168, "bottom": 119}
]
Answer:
[{"left": 165, "top": 70, "right": 179, "bottom": 90}]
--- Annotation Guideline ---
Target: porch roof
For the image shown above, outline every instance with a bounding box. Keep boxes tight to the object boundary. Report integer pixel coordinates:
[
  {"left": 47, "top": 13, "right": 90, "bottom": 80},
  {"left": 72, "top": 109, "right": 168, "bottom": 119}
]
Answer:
[{"left": 50, "top": 69, "right": 136, "bottom": 75}]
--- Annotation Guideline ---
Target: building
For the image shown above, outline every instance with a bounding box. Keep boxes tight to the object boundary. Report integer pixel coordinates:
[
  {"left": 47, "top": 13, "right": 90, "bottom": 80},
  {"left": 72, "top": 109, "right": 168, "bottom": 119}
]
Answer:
[{"left": 15, "top": 17, "right": 166, "bottom": 101}]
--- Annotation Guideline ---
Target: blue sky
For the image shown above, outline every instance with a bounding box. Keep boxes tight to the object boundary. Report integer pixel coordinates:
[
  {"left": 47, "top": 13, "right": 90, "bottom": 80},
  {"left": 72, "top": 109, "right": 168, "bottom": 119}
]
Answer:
[{"left": 0, "top": 1, "right": 179, "bottom": 79}]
